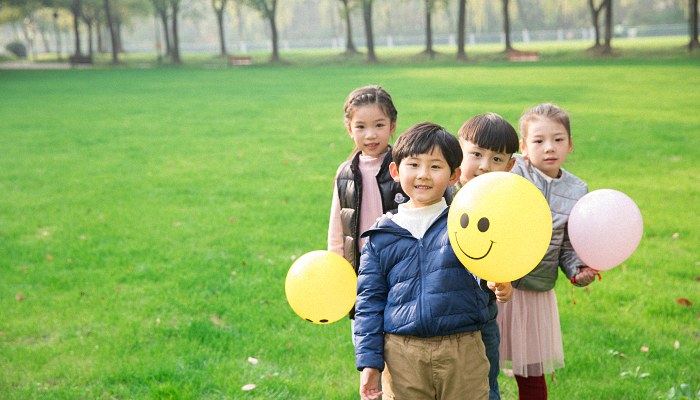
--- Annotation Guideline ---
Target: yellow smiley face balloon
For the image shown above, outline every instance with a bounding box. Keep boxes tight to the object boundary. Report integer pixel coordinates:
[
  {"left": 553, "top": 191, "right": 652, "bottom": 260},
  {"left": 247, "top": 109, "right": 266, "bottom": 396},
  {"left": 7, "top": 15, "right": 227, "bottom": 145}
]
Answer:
[
  {"left": 285, "top": 250, "right": 357, "bottom": 324},
  {"left": 448, "top": 172, "right": 552, "bottom": 283}
]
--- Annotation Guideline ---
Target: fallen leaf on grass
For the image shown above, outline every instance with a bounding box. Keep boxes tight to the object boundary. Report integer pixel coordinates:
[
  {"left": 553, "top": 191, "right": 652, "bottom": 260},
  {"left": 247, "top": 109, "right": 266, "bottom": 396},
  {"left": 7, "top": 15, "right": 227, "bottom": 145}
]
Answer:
[
  {"left": 608, "top": 349, "right": 626, "bottom": 358},
  {"left": 640, "top": 346, "right": 649, "bottom": 352},
  {"left": 674, "top": 340, "right": 680, "bottom": 349},
  {"left": 45, "top": 254, "right": 54, "bottom": 261},
  {"left": 15, "top": 293, "right": 24, "bottom": 302},
  {"left": 247, "top": 357, "right": 259, "bottom": 365},
  {"left": 210, "top": 315, "right": 224, "bottom": 327},
  {"left": 229, "top": 217, "right": 237, "bottom": 223},
  {"left": 241, "top": 383, "right": 256, "bottom": 391},
  {"left": 675, "top": 298, "right": 692, "bottom": 307},
  {"left": 671, "top": 232, "right": 680, "bottom": 239}
]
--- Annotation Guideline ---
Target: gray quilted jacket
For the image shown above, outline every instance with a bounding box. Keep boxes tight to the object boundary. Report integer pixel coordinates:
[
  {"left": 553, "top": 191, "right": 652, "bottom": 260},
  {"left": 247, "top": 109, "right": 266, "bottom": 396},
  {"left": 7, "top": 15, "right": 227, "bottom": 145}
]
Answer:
[{"left": 511, "top": 155, "right": 588, "bottom": 291}]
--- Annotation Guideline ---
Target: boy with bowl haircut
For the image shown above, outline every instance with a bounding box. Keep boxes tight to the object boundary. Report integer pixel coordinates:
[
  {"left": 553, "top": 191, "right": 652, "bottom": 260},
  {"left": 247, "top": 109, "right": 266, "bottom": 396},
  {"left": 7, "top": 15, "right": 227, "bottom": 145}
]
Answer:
[
  {"left": 354, "top": 121, "right": 490, "bottom": 400},
  {"left": 457, "top": 112, "right": 518, "bottom": 400}
]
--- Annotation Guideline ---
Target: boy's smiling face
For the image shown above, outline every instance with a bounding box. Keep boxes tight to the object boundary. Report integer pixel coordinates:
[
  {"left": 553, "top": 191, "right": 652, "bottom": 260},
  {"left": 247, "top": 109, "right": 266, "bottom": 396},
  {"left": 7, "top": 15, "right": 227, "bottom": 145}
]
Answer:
[{"left": 389, "top": 146, "right": 460, "bottom": 208}]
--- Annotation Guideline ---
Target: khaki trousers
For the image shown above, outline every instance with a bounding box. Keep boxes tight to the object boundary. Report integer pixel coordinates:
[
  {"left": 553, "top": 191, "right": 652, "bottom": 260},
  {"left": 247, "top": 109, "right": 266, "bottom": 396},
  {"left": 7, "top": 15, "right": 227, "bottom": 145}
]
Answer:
[{"left": 381, "top": 331, "right": 489, "bottom": 400}]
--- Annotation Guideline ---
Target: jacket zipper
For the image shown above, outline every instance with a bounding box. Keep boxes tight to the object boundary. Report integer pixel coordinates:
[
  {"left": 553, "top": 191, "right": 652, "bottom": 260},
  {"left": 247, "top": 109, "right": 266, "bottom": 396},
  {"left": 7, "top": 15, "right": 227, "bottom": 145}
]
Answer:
[{"left": 417, "top": 237, "right": 428, "bottom": 336}]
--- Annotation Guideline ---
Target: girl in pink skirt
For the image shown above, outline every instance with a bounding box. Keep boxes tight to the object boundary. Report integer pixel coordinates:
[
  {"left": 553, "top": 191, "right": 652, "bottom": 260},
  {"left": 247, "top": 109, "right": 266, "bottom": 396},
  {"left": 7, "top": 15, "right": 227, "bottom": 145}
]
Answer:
[{"left": 498, "top": 103, "right": 598, "bottom": 399}]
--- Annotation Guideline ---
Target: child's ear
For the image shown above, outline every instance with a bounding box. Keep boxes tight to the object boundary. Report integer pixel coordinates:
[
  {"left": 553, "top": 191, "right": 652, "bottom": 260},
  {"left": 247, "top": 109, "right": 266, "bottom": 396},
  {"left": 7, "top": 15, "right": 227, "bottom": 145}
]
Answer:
[
  {"left": 389, "top": 162, "right": 400, "bottom": 182},
  {"left": 449, "top": 167, "right": 461, "bottom": 186},
  {"left": 519, "top": 138, "right": 528, "bottom": 157},
  {"left": 390, "top": 121, "right": 397, "bottom": 136},
  {"left": 505, "top": 156, "right": 516, "bottom": 172}
]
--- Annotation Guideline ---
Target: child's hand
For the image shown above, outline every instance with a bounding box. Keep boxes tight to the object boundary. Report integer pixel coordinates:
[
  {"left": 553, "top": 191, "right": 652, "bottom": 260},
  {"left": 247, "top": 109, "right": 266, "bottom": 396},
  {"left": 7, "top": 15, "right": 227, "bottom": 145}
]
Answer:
[
  {"left": 359, "top": 368, "right": 382, "bottom": 400},
  {"left": 572, "top": 266, "right": 598, "bottom": 287},
  {"left": 487, "top": 281, "right": 513, "bottom": 303}
]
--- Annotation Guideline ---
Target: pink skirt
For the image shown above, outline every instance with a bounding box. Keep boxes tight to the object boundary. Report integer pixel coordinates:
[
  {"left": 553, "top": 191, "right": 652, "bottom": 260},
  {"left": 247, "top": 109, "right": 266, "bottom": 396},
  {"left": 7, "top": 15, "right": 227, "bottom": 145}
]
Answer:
[{"left": 497, "top": 288, "right": 565, "bottom": 377}]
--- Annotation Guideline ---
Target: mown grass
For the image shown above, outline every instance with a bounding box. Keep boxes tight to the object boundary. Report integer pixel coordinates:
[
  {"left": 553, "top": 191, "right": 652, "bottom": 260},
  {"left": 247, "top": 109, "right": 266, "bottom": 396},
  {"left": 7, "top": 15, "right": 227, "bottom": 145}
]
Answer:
[{"left": 0, "top": 40, "right": 698, "bottom": 399}]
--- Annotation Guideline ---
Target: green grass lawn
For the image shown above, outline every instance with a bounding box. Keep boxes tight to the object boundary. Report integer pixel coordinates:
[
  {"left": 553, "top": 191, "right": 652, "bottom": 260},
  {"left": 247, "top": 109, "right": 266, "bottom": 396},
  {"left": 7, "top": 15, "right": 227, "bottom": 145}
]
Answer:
[{"left": 1, "top": 41, "right": 699, "bottom": 399}]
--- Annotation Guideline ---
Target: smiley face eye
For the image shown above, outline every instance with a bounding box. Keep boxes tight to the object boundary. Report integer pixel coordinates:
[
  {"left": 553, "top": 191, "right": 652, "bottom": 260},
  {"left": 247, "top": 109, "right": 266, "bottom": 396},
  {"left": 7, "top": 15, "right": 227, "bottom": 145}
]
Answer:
[
  {"left": 460, "top": 213, "right": 469, "bottom": 229},
  {"left": 478, "top": 217, "right": 490, "bottom": 232}
]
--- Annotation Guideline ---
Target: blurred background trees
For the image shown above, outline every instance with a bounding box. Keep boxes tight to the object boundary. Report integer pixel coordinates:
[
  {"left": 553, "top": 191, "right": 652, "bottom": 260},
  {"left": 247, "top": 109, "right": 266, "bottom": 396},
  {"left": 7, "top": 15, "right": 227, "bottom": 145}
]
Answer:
[{"left": 0, "top": 0, "right": 696, "bottom": 62}]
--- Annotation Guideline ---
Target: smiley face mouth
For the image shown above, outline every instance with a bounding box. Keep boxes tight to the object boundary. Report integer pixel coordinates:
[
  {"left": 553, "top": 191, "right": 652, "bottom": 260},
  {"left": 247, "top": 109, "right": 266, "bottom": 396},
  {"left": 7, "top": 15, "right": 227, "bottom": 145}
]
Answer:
[{"left": 452, "top": 232, "right": 494, "bottom": 260}]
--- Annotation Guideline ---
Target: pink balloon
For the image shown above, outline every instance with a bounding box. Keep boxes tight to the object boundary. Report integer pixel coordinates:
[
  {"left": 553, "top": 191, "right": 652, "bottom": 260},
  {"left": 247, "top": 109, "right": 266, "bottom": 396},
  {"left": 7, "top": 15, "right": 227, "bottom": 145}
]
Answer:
[{"left": 568, "top": 189, "right": 643, "bottom": 270}]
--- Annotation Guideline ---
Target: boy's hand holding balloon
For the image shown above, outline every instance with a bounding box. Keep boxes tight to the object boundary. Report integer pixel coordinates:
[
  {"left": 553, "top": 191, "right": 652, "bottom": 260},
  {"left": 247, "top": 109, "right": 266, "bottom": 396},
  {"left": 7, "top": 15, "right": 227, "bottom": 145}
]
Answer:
[{"left": 487, "top": 281, "right": 513, "bottom": 303}]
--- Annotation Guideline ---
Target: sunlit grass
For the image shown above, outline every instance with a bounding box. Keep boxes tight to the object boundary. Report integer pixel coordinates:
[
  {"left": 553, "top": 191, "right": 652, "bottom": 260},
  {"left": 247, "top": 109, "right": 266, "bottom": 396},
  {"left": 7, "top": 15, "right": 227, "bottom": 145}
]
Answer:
[{"left": 0, "top": 44, "right": 698, "bottom": 398}]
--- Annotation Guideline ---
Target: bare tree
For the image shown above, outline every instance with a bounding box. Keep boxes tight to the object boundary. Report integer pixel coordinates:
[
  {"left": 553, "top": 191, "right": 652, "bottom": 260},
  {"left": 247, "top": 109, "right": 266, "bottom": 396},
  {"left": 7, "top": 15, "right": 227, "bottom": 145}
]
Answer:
[
  {"left": 212, "top": 0, "right": 228, "bottom": 56},
  {"left": 52, "top": 9, "right": 63, "bottom": 59},
  {"left": 690, "top": 0, "right": 699, "bottom": 50},
  {"left": 152, "top": 0, "right": 171, "bottom": 57},
  {"left": 603, "top": 0, "right": 613, "bottom": 53},
  {"left": 361, "top": 0, "right": 376, "bottom": 62},
  {"left": 81, "top": 0, "right": 99, "bottom": 56},
  {"left": 423, "top": 0, "right": 436, "bottom": 58},
  {"left": 456, "top": 0, "right": 467, "bottom": 60},
  {"left": 169, "top": 0, "right": 181, "bottom": 63},
  {"left": 245, "top": 0, "right": 279, "bottom": 62},
  {"left": 70, "top": 0, "right": 83, "bottom": 55},
  {"left": 588, "top": 0, "right": 613, "bottom": 54},
  {"left": 501, "top": 0, "right": 513, "bottom": 51},
  {"left": 103, "top": 0, "right": 118, "bottom": 63},
  {"left": 338, "top": 0, "right": 358, "bottom": 55},
  {"left": 588, "top": 0, "right": 606, "bottom": 49}
]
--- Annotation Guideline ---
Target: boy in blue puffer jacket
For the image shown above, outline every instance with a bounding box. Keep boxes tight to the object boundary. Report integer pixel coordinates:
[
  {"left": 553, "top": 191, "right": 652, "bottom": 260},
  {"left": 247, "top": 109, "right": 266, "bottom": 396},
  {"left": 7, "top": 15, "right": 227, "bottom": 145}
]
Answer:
[{"left": 354, "top": 122, "right": 500, "bottom": 400}]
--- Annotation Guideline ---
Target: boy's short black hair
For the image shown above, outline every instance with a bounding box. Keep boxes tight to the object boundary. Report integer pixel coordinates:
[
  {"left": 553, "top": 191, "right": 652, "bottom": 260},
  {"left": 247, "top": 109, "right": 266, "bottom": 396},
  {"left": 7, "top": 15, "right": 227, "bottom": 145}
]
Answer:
[
  {"left": 458, "top": 113, "right": 519, "bottom": 154},
  {"left": 392, "top": 122, "right": 462, "bottom": 173}
]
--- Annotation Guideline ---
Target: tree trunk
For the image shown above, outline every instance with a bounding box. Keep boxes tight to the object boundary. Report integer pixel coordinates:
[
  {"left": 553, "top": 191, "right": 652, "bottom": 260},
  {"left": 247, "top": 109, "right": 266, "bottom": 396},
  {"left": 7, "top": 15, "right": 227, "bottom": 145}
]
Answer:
[
  {"left": 171, "top": 0, "right": 181, "bottom": 63},
  {"left": 588, "top": 0, "right": 603, "bottom": 48},
  {"left": 159, "top": 10, "right": 171, "bottom": 56},
  {"left": 690, "top": 0, "right": 699, "bottom": 50},
  {"left": 362, "top": 0, "right": 377, "bottom": 63},
  {"left": 53, "top": 10, "right": 63, "bottom": 59},
  {"left": 341, "top": 0, "right": 357, "bottom": 54},
  {"left": 424, "top": 0, "right": 434, "bottom": 57},
  {"left": 96, "top": 20, "right": 105, "bottom": 53},
  {"left": 85, "top": 20, "right": 93, "bottom": 56},
  {"left": 502, "top": 0, "right": 513, "bottom": 51},
  {"left": 71, "top": 0, "right": 82, "bottom": 56},
  {"left": 213, "top": 0, "right": 227, "bottom": 56},
  {"left": 268, "top": 0, "right": 280, "bottom": 62},
  {"left": 457, "top": 0, "right": 467, "bottom": 60},
  {"left": 115, "top": 20, "right": 124, "bottom": 53},
  {"left": 103, "top": 0, "right": 119, "bottom": 63},
  {"left": 603, "top": 0, "right": 613, "bottom": 53}
]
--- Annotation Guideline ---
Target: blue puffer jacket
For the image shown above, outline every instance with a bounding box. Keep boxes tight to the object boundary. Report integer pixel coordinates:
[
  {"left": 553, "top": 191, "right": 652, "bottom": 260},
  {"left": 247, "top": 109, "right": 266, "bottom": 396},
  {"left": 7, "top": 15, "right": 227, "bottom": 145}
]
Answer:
[{"left": 354, "top": 208, "right": 490, "bottom": 371}]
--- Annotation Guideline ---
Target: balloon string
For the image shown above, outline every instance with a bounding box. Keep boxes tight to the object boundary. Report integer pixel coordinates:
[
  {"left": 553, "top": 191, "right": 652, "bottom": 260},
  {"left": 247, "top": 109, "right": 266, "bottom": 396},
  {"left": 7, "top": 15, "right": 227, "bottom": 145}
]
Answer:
[{"left": 569, "top": 285, "right": 576, "bottom": 305}]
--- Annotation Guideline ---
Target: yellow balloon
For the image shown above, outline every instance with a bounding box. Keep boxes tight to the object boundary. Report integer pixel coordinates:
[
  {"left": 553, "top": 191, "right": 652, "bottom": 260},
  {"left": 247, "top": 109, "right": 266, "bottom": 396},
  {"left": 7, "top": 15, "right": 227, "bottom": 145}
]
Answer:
[
  {"left": 448, "top": 172, "right": 552, "bottom": 283},
  {"left": 285, "top": 250, "right": 357, "bottom": 324}
]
